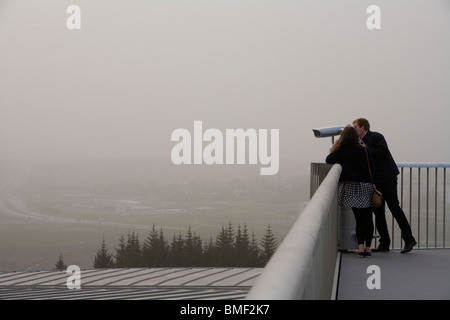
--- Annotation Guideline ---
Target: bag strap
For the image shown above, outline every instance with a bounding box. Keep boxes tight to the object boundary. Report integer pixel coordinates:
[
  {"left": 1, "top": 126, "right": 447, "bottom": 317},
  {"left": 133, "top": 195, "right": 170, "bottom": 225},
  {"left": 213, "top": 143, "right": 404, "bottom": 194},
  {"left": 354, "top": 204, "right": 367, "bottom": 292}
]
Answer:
[{"left": 364, "top": 146, "right": 375, "bottom": 186}]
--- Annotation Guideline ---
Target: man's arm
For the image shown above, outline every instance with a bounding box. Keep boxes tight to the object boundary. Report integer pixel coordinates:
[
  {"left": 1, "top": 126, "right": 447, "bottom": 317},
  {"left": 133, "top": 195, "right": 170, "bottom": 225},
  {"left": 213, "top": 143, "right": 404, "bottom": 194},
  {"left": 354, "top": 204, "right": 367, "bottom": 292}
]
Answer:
[{"left": 369, "top": 133, "right": 390, "bottom": 160}]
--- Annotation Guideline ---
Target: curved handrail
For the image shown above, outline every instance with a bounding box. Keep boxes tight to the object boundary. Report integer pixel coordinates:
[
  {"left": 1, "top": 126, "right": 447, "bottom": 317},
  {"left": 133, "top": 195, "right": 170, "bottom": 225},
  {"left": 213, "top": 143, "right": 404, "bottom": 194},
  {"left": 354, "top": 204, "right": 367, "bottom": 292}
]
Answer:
[{"left": 246, "top": 164, "right": 342, "bottom": 300}]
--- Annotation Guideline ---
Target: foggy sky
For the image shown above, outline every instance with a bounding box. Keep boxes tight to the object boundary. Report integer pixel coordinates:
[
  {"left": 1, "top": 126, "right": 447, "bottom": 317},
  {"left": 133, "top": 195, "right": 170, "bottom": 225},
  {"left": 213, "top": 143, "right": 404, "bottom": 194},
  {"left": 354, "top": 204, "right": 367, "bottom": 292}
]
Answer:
[{"left": 1, "top": 0, "right": 449, "bottom": 179}]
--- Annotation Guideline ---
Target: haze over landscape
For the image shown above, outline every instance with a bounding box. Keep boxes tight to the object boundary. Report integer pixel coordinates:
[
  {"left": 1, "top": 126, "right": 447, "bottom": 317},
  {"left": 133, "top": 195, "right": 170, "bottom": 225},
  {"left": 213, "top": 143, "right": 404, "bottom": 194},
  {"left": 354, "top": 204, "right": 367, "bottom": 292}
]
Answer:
[{"left": 0, "top": 0, "right": 449, "bottom": 271}]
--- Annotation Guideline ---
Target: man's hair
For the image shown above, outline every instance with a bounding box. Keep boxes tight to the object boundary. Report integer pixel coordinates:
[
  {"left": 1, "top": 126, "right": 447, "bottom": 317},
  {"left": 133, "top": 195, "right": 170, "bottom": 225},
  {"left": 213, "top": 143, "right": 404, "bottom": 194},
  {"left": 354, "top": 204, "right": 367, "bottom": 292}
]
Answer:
[{"left": 353, "top": 118, "right": 370, "bottom": 131}]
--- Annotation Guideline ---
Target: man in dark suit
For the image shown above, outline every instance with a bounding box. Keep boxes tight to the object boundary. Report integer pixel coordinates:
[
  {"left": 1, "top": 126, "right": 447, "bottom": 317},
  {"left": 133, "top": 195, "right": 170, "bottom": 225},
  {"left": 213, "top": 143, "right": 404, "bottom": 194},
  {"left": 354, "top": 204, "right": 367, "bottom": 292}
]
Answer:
[{"left": 352, "top": 118, "right": 417, "bottom": 253}]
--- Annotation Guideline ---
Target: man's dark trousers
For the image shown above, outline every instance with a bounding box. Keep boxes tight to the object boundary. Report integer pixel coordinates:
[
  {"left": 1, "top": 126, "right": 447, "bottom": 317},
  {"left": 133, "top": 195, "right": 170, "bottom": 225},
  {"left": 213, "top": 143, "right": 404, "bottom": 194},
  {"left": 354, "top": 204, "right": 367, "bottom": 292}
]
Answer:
[{"left": 373, "top": 176, "right": 416, "bottom": 247}]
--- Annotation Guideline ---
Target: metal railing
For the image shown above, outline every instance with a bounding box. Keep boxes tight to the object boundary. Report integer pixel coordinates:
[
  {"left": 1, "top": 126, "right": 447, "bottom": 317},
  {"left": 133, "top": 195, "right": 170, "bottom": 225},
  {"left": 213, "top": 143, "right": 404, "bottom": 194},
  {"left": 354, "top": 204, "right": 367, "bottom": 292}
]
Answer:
[
  {"left": 246, "top": 164, "right": 342, "bottom": 300},
  {"left": 246, "top": 162, "right": 449, "bottom": 300},
  {"left": 388, "top": 163, "right": 449, "bottom": 249}
]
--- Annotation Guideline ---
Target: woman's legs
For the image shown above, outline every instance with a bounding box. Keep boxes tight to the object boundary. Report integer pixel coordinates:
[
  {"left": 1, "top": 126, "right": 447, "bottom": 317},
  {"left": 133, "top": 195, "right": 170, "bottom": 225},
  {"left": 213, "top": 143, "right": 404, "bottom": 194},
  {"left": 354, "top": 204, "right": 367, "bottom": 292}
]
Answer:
[{"left": 352, "top": 207, "right": 374, "bottom": 252}]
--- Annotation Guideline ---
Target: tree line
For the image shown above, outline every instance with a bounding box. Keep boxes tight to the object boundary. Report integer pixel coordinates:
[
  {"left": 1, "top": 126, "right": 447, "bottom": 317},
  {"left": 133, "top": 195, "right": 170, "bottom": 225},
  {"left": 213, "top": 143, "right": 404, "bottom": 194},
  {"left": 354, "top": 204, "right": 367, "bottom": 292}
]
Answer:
[{"left": 92, "top": 223, "right": 279, "bottom": 269}]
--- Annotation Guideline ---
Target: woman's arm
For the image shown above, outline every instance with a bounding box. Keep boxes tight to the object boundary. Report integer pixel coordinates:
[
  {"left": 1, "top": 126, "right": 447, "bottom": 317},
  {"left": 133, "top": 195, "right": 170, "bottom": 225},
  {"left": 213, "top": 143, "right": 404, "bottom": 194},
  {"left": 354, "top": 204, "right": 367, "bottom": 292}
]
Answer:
[{"left": 326, "top": 151, "right": 339, "bottom": 164}]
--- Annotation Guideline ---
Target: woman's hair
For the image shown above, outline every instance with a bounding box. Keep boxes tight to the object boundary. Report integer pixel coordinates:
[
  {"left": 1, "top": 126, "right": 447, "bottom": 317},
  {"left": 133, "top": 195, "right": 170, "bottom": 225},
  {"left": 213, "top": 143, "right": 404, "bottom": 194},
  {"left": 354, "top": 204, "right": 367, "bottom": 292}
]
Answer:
[{"left": 330, "top": 126, "right": 361, "bottom": 152}]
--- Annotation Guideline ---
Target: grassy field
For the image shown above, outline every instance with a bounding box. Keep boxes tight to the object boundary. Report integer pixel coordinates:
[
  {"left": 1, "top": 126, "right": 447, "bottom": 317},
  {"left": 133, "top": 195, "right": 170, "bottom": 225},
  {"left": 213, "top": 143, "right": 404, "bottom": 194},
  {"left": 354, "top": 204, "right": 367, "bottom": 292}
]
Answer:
[
  {"left": 0, "top": 159, "right": 309, "bottom": 271},
  {"left": 0, "top": 199, "right": 304, "bottom": 271}
]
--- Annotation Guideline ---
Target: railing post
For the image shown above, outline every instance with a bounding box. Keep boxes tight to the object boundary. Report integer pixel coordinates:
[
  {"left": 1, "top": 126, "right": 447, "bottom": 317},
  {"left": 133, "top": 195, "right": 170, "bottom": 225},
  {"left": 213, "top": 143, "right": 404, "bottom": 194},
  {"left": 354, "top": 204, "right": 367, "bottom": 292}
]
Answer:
[{"left": 396, "top": 163, "right": 449, "bottom": 249}]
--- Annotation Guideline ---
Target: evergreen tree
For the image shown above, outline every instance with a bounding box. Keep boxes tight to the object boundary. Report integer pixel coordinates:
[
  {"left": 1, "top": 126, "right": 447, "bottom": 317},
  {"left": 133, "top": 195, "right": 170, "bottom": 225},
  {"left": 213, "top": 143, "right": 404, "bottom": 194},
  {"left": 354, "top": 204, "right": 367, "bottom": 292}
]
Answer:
[
  {"left": 125, "top": 230, "right": 143, "bottom": 267},
  {"left": 115, "top": 231, "right": 143, "bottom": 268},
  {"left": 184, "top": 226, "right": 203, "bottom": 266},
  {"left": 142, "top": 224, "right": 169, "bottom": 267},
  {"left": 55, "top": 253, "right": 67, "bottom": 271},
  {"left": 142, "top": 225, "right": 158, "bottom": 266},
  {"left": 249, "top": 232, "right": 261, "bottom": 267},
  {"left": 202, "top": 237, "right": 215, "bottom": 267},
  {"left": 170, "top": 232, "right": 185, "bottom": 267},
  {"left": 114, "top": 234, "right": 127, "bottom": 268},
  {"left": 259, "top": 225, "right": 278, "bottom": 266},
  {"left": 235, "top": 223, "right": 251, "bottom": 267},
  {"left": 157, "top": 228, "right": 169, "bottom": 266},
  {"left": 93, "top": 236, "right": 115, "bottom": 268},
  {"left": 215, "top": 223, "right": 235, "bottom": 266}
]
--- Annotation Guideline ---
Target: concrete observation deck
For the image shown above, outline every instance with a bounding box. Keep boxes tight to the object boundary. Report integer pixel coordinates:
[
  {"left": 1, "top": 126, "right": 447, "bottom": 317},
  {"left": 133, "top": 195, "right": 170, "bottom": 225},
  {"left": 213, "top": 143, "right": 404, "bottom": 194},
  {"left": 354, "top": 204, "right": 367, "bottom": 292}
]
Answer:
[{"left": 336, "top": 248, "right": 450, "bottom": 300}]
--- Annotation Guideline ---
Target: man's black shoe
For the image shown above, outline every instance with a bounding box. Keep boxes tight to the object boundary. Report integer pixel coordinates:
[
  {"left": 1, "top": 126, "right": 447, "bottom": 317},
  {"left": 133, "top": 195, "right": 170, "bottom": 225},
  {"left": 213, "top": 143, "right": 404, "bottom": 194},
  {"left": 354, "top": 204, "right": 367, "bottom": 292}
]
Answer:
[
  {"left": 371, "top": 245, "right": 390, "bottom": 252},
  {"left": 401, "top": 240, "right": 417, "bottom": 254}
]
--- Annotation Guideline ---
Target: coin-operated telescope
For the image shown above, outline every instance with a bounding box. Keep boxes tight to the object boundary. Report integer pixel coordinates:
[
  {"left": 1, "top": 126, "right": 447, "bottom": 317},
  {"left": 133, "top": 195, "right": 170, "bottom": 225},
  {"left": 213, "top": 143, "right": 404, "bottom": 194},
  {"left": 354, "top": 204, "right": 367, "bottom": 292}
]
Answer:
[{"left": 312, "top": 125, "right": 346, "bottom": 145}]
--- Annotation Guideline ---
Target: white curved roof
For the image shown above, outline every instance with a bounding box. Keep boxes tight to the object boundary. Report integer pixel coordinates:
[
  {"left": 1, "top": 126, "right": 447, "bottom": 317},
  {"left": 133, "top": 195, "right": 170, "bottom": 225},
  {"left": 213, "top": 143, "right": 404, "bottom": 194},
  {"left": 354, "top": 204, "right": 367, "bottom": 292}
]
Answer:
[{"left": 0, "top": 267, "right": 262, "bottom": 300}]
